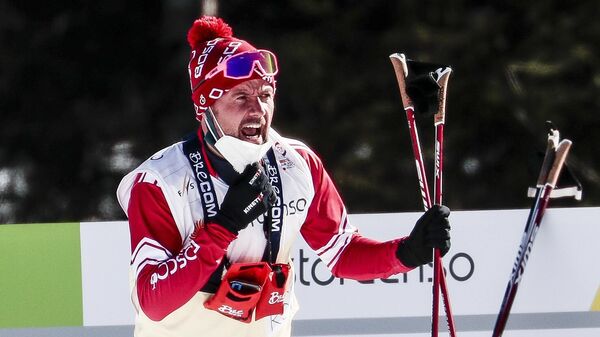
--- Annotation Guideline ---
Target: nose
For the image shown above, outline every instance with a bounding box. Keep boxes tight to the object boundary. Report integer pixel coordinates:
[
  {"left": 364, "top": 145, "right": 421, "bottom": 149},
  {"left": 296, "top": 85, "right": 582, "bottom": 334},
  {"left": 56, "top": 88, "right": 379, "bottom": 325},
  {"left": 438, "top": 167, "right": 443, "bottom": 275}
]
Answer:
[{"left": 247, "top": 95, "right": 267, "bottom": 117}]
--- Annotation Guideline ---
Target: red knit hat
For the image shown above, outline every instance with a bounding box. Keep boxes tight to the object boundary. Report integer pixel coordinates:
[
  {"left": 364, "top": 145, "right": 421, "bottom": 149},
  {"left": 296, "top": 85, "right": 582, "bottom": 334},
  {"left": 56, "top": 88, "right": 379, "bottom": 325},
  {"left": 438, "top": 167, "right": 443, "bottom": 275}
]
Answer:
[{"left": 187, "top": 16, "right": 277, "bottom": 121}]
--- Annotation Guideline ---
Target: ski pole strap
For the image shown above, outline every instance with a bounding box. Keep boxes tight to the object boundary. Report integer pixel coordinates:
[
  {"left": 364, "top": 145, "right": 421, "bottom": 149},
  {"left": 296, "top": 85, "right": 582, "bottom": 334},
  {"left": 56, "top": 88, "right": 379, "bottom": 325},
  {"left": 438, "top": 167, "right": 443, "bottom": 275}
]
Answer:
[
  {"left": 404, "top": 59, "right": 451, "bottom": 116},
  {"left": 406, "top": 73, "right": 439, "bottom": 115}
]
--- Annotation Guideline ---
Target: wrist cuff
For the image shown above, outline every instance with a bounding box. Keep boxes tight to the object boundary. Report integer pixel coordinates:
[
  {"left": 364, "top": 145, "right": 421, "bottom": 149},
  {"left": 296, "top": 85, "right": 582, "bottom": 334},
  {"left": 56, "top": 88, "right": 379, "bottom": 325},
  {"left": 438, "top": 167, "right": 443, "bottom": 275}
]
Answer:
[
  {"left": 396, "top": 239, "right": 420, "bottom": 268},
  {"left": 210, "top": 213, "right": 240, "bottom": 235}
]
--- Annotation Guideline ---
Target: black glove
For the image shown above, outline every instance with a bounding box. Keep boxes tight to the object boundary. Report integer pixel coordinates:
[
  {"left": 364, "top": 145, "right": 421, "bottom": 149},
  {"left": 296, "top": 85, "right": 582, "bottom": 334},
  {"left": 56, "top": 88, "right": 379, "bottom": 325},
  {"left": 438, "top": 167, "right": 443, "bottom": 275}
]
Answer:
[
  {"left": 396, "top": 205, "right": 451, "bottom": 268},
  {"left": 211, "top": 163, "right": 276, "bottom": 234}
]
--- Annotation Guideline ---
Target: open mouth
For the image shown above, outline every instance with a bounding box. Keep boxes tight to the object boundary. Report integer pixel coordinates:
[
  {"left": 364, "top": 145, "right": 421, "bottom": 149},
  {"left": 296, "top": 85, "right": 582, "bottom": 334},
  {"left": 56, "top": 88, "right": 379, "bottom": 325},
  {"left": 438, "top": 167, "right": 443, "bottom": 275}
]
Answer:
[{"left": 240, "top": 123, "right": 264, "bottom": 144}]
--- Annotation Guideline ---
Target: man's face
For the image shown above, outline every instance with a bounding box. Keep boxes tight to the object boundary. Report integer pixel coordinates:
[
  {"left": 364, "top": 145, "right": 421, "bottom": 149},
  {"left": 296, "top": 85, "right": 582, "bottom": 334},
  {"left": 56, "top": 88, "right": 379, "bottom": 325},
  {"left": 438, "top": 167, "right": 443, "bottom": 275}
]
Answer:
[{"left": 208, "top": 79, "right": 275, "bottom": 145}]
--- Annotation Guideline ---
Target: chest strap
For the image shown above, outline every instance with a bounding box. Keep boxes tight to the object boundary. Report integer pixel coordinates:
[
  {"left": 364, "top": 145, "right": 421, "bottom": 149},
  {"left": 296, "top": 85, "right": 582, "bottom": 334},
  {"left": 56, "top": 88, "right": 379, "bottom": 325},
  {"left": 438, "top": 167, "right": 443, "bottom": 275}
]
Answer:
[{"left": 181, "top": 134, "right": 284, "bottom": 290}]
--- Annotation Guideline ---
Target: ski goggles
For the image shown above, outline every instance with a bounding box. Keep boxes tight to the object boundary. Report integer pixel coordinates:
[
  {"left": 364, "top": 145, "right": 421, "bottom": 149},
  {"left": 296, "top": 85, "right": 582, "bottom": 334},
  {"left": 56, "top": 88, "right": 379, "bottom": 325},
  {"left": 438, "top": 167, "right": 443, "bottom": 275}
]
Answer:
[{"left": 205, "top": 50, "right": 278, "bottom": 80}]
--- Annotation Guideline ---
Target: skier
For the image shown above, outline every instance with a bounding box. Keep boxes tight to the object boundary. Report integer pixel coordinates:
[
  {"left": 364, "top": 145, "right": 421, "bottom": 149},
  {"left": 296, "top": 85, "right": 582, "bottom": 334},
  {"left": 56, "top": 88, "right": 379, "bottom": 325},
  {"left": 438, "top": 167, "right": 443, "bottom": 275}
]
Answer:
[{"left": 117, "top": 16, "right": 451, "bottom": 337}]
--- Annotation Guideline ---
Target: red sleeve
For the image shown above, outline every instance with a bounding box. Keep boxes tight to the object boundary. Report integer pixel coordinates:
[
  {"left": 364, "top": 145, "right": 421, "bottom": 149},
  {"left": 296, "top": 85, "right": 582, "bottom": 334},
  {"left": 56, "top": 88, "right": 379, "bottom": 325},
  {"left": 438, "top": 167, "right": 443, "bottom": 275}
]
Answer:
[
  {"left": 295, "top": 146, "right": 412, "bottom": 280},
  {"left": 128, "top": 179, "right": 236, "bottom": 321}
]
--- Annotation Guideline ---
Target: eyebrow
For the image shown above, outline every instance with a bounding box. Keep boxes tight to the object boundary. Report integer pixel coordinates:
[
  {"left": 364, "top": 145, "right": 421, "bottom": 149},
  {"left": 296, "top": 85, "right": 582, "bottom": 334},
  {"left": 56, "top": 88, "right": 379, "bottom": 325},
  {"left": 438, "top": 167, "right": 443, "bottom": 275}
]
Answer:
[{"left": 230, "top": 85, "right": 273, "bottom": 95}]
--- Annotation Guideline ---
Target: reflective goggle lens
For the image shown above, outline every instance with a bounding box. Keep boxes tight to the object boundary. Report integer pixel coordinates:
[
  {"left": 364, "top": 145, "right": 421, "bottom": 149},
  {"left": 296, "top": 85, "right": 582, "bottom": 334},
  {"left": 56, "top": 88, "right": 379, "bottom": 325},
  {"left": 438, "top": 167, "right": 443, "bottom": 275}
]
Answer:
[{"left": 222, "top": 50, "right": 278, "bottom": 79}]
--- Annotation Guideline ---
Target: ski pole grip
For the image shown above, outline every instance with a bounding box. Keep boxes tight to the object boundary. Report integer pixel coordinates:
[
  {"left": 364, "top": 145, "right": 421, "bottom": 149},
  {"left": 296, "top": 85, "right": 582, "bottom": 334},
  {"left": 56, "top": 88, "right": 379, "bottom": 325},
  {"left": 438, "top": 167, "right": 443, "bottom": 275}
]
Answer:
[{"left": 546, "top": 140, "right": 572, "bottom": 188}]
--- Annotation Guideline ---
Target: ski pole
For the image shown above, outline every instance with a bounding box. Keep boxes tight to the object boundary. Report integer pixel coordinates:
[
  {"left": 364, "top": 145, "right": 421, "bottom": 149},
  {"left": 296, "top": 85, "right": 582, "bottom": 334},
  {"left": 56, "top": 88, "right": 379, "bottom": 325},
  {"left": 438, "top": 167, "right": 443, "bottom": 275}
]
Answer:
[
  {"left": 491, "top": 127, "right": 572, "bottom": 337},
  {"left": 432, "top": 66, "right": 457, "bottom": 337},
  {"left": 389, "top": 53, "right": 457, "bottom": 337}
]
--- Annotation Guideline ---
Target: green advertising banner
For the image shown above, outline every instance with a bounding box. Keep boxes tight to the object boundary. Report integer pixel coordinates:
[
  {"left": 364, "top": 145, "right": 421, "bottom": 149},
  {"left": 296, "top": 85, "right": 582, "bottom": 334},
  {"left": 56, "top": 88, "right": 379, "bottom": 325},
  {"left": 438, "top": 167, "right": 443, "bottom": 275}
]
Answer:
[{"left": 0, "top": 223, "right": 83, "bottom": 328}]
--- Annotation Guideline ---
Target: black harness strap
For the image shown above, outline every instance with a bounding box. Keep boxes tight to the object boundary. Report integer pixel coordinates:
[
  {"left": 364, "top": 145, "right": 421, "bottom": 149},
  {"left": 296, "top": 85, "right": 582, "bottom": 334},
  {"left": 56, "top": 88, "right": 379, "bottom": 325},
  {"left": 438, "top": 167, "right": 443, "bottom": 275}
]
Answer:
[
  {"left": 181, "top": 135, "right": 284, "bottom": 292},
  {"left": 261, "top": 149, "right": 284, "bottom": 264}
]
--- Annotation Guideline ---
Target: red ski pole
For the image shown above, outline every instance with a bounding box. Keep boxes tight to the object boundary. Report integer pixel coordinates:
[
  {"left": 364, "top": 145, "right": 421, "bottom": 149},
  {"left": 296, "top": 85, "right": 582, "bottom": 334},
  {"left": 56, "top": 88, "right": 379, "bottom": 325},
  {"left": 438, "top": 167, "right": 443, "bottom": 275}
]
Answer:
[
  {"left": 432, "top": 66, "right": 457, "bottom": 337},
  {"left": 389, "top": 53, "right": 457, "bottom": 337}
]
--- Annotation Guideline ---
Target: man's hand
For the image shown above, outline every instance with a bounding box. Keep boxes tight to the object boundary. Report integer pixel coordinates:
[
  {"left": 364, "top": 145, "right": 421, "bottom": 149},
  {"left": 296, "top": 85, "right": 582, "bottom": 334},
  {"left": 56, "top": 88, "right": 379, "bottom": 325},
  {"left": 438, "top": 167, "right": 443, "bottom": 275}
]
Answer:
[
  {"left": 210, "top": 163, "right": 275, "bottom": 234},
  {"left": 396, "top": 205, "right": 451, "bottom": 268}
]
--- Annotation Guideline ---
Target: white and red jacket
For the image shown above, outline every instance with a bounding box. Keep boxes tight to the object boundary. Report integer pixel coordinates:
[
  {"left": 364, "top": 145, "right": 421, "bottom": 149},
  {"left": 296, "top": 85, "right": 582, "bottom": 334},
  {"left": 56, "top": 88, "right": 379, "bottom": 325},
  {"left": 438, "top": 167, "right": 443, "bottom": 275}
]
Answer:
[{"left": 117, "top": 128, "right": 412, "bottom": 337}]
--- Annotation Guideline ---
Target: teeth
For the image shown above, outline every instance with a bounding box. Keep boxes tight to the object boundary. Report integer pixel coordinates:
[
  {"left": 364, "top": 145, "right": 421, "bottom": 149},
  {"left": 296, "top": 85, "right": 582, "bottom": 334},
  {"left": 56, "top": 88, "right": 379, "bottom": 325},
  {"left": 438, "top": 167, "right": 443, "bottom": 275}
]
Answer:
[
  {"left": 241, "top": 124, "right": 262, "bottom": 140},
  {"left": 243, "top": 124, "right": 261, "bottom": 129}
]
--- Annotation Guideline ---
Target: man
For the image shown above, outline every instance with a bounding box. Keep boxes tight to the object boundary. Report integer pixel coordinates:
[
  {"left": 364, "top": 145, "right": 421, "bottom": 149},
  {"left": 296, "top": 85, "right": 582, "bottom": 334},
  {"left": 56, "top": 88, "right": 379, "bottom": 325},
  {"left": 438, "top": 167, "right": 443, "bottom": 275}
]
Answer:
[{"left": 117, "top": 16, "right": 451, "bottom": 337}]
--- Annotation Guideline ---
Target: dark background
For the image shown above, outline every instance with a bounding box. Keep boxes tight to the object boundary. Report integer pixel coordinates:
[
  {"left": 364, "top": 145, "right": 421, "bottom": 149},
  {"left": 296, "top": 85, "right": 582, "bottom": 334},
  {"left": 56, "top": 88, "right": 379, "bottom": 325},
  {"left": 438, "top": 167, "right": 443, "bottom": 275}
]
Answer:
[{"left": 1, "top": 0, "right": 598, "bottom": 224}]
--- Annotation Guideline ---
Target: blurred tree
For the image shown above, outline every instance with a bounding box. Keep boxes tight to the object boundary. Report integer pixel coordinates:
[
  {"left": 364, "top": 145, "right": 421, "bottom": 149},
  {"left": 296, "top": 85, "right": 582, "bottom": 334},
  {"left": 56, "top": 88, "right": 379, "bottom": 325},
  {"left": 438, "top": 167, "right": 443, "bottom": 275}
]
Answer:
[{"left": 0, "top": 0, "right": 597, "bottom": 224}]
